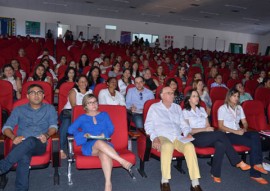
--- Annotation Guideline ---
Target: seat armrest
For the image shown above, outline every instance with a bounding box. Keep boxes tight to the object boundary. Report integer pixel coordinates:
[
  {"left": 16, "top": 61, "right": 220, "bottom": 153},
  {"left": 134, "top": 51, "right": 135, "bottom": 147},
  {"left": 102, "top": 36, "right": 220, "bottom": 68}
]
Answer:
[
  {"left": 67, "top": 136, "right": 74, "bottom": 159},
  {"left": 51, "top": 133, "right": 60, "bottom": 167},
  {"left": 0, "top": 134, "right": 5, "bottom": 160},
  {"left": 137, "top": 129, "right": 152, "bottom": 161}
]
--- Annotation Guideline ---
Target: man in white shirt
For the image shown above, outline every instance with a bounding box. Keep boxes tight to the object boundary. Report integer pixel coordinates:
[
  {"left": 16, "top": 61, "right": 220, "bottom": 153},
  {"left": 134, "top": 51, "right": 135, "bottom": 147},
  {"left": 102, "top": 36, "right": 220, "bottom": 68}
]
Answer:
[
  {"left": 144, "top": 87, "right": 202, "bottom": 191},
  {"left": 94, "top": 52, "right": 105, "bottom": 64}
]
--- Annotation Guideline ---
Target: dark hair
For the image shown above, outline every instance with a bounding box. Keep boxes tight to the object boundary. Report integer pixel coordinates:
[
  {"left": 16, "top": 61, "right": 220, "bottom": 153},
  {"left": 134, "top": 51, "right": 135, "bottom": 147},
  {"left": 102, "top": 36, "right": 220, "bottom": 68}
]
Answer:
[
  {"left": 27, "top": 84, "right": 44, "bottom": 94},
  {"left": 134, "top": 76, "right": 145, "bottom": 82},
  {"left": 165, "top": 78, "right": 179, "bottom": 95},
  {"left": 106, "top": 77, "right": 117, "bottom": 83},
  {"left": 33, "top": 64, "right": 47, "bottom": 81},
  {"left": 263, "top": 77, "right": 270, "bottom": 86},
  {"left": 74, "top": 75, "right": 89, "bottom": 92},
  {"left": 10, "top": 59, "right": 21, "bottom": 70},
  {"left": 184, "top": 89, "right": 201, "bottom": 111},
  {"left": 63, "top": 67, "right": 77, "bottom": 82},
  {"left": 87, "top": 66, "right": 102, "bottom": 87},
  {"left": 121, "top": 68, "right": 132, "bottom": 85},
  {"left": 130, "top": 62, "right": 140, "bottom": 78},
  {"left": 2, "top": 64, "right": 16, "bottom": 79},
  {"left": 224, "top": 87, "right": 240, "bottom": 106},
  {"left": 111, "top": 61, "right": 121, "bottom": 71},
  {"left": 40, "top": 59, "right": 50, "bottom": 71},
  {"left": 176, "top": 66, "right": 185, "bottom": 77},
  {"left": 78, "top": 54, "right": 89, "bottom": 71}
]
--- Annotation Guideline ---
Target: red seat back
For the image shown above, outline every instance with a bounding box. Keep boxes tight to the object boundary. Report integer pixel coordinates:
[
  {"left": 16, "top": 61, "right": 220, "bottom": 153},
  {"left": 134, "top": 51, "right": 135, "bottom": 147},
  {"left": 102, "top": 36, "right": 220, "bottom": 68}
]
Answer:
[
  {"left": 58, "top": 82, "right": 75, "bottom": 115},
  {"left": 93, "top": 83, "right": 107, "bottom": 97},
  {"left": 254, "top": 87, "right": 270, "bottom": 108},
  {"left": 242, "top": 100, "right": 269, "bottom": 131},
  {"left": 21, "top": 81, "right": 53, "bottom": 104},
  {"left": 226, "top": 79, "right": 241, "bottom": 89},
  {"left": 244, "top": 80, "right": 258, "bottom": 97},
  {"left": 143, "top": 99, "right": 161, "bottom": 122},
  {"left": 0, "top": 80, "right": 13, "bottom": 113},
  {"left": 211, "top": 100, "right": 224, "bottom": 129},
  {"left": 210, "top": 87, "right": 228, "bottom": 105}
]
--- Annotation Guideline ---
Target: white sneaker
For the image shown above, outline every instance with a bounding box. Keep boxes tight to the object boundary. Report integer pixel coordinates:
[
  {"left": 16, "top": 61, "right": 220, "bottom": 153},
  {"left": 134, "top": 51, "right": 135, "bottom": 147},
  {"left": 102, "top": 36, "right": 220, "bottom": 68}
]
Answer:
[{"left": 262, "top": 162, "right": 270, "bottom": 171}]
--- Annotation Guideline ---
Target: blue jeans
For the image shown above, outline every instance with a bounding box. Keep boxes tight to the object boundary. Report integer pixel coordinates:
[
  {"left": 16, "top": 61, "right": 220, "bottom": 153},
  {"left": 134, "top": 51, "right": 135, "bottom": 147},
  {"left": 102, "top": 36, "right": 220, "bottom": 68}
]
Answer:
[
  {"left": 59, "top": 109, "right": 72, "bottom": 150},
  {"left": 0, "top": 137, "right": 46, "bottom": 191},
  {"left": 226, "top": 131, "right": 263, "bottom": 178},
  {"left": 132, "top": 113, "right": 143, "bottom": 128}
]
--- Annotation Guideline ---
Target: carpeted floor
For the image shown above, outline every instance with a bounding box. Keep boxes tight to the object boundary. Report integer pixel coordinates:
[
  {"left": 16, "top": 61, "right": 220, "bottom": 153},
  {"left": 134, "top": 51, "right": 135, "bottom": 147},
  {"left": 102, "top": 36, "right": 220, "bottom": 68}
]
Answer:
[{"left": 2, "top": 140, "right": 270, "bottom": 191}]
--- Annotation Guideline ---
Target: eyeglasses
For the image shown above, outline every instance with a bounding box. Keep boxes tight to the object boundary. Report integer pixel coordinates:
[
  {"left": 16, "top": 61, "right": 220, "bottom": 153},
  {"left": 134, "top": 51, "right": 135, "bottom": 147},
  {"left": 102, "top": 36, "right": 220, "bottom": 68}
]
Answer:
[
  {"left": 28, "top": 90, "right": 44, "bottom": 96},
  {"left": 86, "top": 101, "right": 98, "bottom": 105},
  {"left": 139, "top": 92, "right": 143, "bottom": 100}
]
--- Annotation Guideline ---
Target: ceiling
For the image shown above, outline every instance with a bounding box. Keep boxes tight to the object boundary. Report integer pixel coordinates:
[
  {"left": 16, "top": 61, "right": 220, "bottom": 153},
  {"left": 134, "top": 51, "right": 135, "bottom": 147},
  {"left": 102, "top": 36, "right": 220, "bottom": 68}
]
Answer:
[{"left": 0, "top": 0, "right": 270, "bottom": 35}]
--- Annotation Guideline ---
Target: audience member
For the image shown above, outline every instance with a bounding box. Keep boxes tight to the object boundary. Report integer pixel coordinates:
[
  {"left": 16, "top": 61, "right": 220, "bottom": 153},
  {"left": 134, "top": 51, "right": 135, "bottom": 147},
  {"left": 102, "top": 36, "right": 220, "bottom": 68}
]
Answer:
[
  {"left": 98, "top": 77, "right": 125, "bottom": 106},
  {"left": 218, "top": 88, "right": 268, "bottom": 185},
  {"left": 145, "top": 86, "right": 203, "bottom": 191}
]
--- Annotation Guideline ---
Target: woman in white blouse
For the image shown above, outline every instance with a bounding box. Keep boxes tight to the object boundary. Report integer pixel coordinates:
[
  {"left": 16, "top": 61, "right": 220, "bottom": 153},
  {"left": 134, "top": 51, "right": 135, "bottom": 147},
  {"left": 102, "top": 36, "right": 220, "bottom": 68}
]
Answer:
[
  {"left": 183, "top": 90, "right": 250, "bottom": 183},
  {"left": 193, "top": 79, "right": 212, "bottom": 115},
  {"left": 98, "top": 77, "right": 125, "bottom": 106},
  {"left": 118, "top": 68, "right": 133, "bottom": 97},
  {"left": 218, "top": 88, "right": 268, "bottom": 185}
]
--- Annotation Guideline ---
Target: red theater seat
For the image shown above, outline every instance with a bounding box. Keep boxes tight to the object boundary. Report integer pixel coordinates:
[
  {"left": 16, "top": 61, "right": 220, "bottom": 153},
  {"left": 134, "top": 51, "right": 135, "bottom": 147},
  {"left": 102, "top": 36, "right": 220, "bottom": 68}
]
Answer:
[{"left": 67, "top": 105, "right": 136, "bottom": 185}]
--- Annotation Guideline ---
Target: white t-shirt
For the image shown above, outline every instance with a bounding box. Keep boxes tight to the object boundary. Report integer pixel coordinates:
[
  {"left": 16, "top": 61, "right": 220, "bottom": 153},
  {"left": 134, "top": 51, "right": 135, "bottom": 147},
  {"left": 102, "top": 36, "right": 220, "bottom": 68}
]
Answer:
[
  {"left": 98, "top": 89, "right": 126, "bottom": 106},
  {"left": 63, "top": 88, "right": 93, "bottom": 110},
  {"left": 218, "top": 104, "right": 246, "bottom": 131},
  {"left": 183, "top": 107, "right": 208, "bottom": 129}
]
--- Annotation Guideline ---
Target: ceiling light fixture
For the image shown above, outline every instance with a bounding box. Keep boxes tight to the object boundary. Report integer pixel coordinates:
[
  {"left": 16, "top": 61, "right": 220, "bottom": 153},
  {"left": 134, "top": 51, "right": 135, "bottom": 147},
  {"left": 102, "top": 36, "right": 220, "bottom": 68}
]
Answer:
[
  {"left": 97, "top": 8, "right": 119, "bottom": 12},
  {"left": 225, "top": 4, "right": 247, "bottom": 10},
  {"left": 181, "top": 18, "right": 199, "bottom": 22},
  {"left": 113, "top": 0, "right": 130, "bottom": 3},
  {"left": 43, "top": 2, "right": 68, "bottom": 6},
  {"left": 243, "top": 17, "right": 260, "bottom": 22},
  {"left": 200, "top": 11, "right": 219, "bottom": 16},
  {"left": 141, "top": 13, "right": 161, "bottom": 17}
]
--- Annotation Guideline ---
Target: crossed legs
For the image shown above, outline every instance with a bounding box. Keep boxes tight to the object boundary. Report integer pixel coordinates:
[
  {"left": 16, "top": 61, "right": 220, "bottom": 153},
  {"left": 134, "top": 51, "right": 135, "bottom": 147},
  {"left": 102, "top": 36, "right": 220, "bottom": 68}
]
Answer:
[{"left": 92, "top": 140, "right": 132, "bottom": 191}]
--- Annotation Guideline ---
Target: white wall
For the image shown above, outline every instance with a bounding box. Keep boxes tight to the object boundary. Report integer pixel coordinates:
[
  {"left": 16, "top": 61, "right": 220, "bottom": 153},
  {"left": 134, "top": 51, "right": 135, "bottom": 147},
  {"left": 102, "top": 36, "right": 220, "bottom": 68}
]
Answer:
[{"left": 0, "top": 6, "right": 265, "bottom": 53}]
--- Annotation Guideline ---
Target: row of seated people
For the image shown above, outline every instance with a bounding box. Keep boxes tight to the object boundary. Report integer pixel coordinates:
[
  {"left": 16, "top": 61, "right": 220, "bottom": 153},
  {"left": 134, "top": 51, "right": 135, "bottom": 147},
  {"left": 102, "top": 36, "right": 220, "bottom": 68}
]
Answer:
[{"left": 0, "top": 83, "right": 269, "bottom": 191}]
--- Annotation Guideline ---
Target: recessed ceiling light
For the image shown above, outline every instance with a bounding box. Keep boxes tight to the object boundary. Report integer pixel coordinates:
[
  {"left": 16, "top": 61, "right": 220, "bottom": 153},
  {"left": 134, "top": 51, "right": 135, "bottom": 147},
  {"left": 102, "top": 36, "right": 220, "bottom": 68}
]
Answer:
[
  {"left": 97, "top": 8, "right": 119, "bottom": 12},
  {"left": 200, "top": 11, "right": 219, "bottom": 16},
  {"left": 141, "top": 13, "right": 161, "bottom": 17},
  {"left": 243, "top": 17, "right": 260, "bottom": 22},
  {"left": 225, "top": 4, "right": 247, "bottom": 10},
  {"left": 181, "top": 18, "right": 199, "bottom": 22},
  {"left": 43, "top": 2, "right": 68, "bottom": 6},
  {"left": 113, "top": 0, "right": 130, "bottom": 3}
]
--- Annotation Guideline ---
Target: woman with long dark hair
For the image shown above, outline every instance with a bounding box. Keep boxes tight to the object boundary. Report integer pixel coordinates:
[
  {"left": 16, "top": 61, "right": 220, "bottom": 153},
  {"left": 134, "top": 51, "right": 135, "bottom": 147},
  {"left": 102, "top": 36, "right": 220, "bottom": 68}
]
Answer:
[{"left": 87, "top": 66, "right": 104, "bottom": 91}]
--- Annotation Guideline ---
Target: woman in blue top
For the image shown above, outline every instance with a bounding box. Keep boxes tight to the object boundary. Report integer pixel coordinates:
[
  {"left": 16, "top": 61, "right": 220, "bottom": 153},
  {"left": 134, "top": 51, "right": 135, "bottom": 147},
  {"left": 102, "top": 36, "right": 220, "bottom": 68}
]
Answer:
[{"left": 68, "top": 94, "right": 132, "bottom": 191}]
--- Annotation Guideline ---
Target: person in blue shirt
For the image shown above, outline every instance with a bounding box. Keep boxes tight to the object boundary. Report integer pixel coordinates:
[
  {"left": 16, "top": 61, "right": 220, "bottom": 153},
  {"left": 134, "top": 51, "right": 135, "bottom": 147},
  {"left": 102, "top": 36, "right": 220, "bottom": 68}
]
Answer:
[
  {"left": 68, "top": 94, "right": 133, "bottom": 191},
  {"left": 126, "top": 76, "right": 154, "bottom": 129},
  {"left": 0, "top": 84, "right": 58, "bottom": 191}
]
